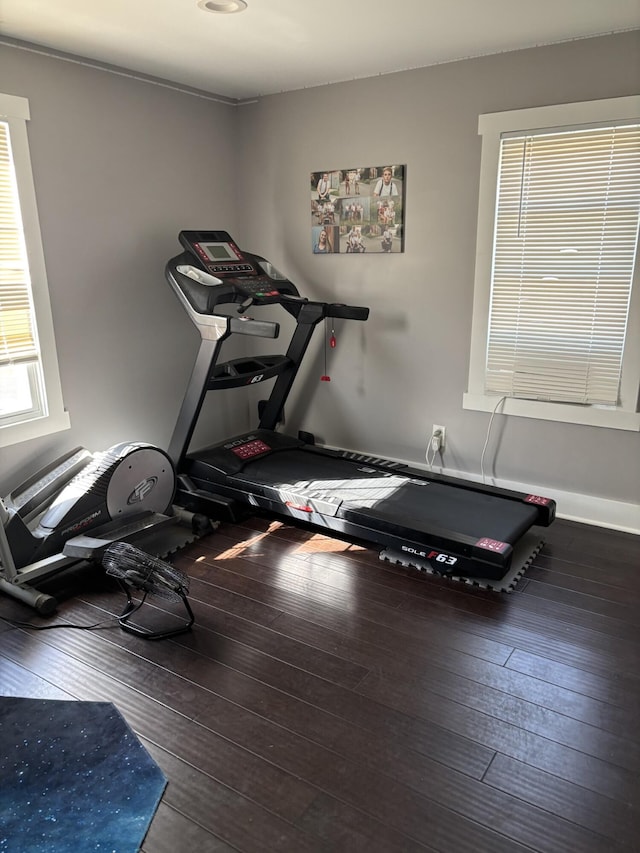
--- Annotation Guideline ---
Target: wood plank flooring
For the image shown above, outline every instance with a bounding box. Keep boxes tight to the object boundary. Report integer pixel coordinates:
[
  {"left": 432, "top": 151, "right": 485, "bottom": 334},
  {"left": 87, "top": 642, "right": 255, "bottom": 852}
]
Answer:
[{"left": 1, "top": 514, "right": 639, "bottom": 852}]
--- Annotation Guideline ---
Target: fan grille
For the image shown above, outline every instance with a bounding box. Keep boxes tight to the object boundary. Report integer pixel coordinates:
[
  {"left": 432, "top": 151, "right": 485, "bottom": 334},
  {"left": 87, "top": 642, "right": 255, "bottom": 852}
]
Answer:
[{"left": 103, "top": 542, "right": 189, "bottom": 602}]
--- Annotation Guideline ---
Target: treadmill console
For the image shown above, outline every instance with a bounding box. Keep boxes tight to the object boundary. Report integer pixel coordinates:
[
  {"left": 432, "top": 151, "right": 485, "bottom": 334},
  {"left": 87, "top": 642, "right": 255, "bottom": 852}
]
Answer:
[
  {"left": 168, "top": 230, "right": 299, "bottom": 315},
  {"left": 179, "top": 231, "right": 260, "bottom": 279}
]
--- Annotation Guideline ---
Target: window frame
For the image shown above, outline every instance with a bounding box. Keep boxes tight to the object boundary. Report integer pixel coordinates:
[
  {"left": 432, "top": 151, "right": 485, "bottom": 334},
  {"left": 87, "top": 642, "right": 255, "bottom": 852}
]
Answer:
[
  {"left": 0, "top": 92, "right": 69, "bottom": 448},
  {"left": 464, "top": 96, "right": 640, "bottom": 431}
]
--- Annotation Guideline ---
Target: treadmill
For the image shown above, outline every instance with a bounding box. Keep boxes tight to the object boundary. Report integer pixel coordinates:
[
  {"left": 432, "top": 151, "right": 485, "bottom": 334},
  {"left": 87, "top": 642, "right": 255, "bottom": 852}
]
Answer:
[{"left": 165, "top": 230, "right": 555, "bottom": 587}]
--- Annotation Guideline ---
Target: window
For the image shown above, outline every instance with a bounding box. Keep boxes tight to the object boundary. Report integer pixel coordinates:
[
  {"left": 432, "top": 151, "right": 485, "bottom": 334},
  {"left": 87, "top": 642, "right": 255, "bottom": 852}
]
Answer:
[
  {"left": 0, "top": 93, "right": 69, "bottom": 447},
  {"left": 465, "top": 97, "right": 640, "bottom": 431}
]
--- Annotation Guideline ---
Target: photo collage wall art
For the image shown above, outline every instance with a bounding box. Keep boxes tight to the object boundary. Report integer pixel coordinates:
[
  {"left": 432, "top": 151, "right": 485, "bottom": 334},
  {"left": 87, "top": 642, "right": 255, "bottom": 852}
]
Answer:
[{"left": 311, "top": 166, "right": 406, "bottom": 254}]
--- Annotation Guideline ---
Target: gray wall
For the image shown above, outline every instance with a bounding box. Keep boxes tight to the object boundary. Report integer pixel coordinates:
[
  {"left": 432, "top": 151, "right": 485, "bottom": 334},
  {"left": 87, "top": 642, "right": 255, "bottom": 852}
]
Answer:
[
  {"left": 0, "top": 32, "right": 638, "bottom": 523},
  {"left": 0, "top": 45, "right": 244, "bottom": 489},
  {"left": 236, "top": 31, "right": 640, "bottom": 514}
]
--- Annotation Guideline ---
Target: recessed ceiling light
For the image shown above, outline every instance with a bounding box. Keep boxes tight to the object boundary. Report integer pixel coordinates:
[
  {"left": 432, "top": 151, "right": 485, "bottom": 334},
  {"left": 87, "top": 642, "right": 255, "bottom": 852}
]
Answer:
[{"left": 197, "top": 0, "right": 248, "bottom": 12}]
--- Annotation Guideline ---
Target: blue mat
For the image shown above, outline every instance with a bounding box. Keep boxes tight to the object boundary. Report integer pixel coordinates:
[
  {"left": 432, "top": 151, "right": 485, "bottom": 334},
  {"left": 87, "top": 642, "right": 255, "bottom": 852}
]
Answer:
[{"left": 0, "top": 698, "right": 166, "bottom": 853}]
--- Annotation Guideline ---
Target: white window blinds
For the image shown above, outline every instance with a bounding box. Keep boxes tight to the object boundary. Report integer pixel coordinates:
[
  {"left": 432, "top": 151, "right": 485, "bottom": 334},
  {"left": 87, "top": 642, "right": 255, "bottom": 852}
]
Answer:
[
  {"left": 485, "top": 122, "right": 640, "bottom": 405},
  {"left": 0, "top": 119, "right": 39, "bottom": 368}
]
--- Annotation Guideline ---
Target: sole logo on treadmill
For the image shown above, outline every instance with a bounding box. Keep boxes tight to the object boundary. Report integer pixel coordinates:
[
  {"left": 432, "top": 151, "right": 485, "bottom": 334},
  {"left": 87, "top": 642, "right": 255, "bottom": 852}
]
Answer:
[
  {"left": 224, "top": 435, "right": 258, "bottom": 449},
  {"left": 401, "top": 545, "right": 458, "bottom": 566}
]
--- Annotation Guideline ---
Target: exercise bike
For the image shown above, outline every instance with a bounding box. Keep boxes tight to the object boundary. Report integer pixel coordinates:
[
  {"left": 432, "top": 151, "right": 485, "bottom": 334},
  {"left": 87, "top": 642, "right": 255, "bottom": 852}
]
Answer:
[{"left": 0, "top": 441, "right": 206, "bottom": 614}]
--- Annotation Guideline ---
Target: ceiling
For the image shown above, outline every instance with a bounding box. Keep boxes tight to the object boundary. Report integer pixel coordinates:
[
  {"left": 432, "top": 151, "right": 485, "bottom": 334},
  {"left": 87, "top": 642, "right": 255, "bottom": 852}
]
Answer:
[{"left": 2, "top": 0, "right": 639, "bottom": 102}]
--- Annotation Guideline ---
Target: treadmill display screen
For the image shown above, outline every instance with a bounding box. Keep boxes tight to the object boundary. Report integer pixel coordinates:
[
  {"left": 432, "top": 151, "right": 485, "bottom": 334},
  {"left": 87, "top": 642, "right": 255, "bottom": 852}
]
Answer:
[{"left": 201, "top": 242, "right": 239, "bottom": 262}]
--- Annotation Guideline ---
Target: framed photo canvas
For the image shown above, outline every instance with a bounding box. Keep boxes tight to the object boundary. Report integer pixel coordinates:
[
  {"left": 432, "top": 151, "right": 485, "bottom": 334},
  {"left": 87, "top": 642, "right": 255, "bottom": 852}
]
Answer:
[{"left": 311, "top": 165, "right": 405, "bottom": 254}]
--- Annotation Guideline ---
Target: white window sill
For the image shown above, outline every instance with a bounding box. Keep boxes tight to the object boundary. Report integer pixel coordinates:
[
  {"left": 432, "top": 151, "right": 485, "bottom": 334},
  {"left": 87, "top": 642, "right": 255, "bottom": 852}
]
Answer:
[
  {"left": 463, "top": 393, "right": 640, "bottom": 432},
  {"left": 0, "top": 409, "right": 71, "bottom": 448}
]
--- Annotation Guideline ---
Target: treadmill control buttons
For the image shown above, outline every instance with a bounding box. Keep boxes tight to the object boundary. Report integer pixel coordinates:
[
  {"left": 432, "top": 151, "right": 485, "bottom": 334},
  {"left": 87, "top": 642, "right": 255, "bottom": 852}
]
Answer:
[
  {"left": 209, "top": 264, "right": 254, "bottom": 274},
  {"left": 233, "top": 277, "right": 280, "bottom": 298},
  {"left": 231, "top": 439, "right": 271, "bottom": 459}
]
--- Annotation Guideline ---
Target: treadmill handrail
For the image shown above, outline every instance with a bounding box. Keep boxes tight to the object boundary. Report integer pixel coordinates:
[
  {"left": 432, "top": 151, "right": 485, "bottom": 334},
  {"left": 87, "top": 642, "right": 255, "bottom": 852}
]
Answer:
[
  {"left": 229, "top": 316, "right": 280, "bottom": 339},
  {"left": 279, "top": 294, "right": 369, "bottom": 323},
  {"left": 173, "top": 276, "right": 278, "bottom": 341}
]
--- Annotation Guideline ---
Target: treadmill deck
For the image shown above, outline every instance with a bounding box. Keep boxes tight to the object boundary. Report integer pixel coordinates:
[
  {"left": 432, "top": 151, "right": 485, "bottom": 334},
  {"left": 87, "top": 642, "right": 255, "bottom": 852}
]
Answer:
[
  {"left": 225, "top": 448, "right": 539, "bottom": 545},
  {"left": 185, "top": 435, "right": 546, "bottom": 580}
]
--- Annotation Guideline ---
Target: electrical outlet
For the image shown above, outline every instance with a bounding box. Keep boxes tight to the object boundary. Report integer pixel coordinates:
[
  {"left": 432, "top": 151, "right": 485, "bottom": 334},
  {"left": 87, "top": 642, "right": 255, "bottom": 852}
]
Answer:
[{"left": 431, "top": 424, "right": 446, "bottom": 451}]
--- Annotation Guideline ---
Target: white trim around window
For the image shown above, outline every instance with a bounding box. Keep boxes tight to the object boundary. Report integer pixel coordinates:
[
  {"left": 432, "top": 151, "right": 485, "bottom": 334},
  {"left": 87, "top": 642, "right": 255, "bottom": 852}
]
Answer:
[
  {"left": 464, "top": 96, "right": 640, "bottom": 431},
  {"left": 0, "top": 92, "right": 70, "bottom": 448}
]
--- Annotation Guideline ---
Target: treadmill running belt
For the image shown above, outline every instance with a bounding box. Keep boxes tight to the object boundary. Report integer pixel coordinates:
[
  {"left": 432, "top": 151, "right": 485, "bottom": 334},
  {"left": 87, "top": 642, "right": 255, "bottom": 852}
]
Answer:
[{"left": 229, "top": 449, "right": 539, "bottom": 544}]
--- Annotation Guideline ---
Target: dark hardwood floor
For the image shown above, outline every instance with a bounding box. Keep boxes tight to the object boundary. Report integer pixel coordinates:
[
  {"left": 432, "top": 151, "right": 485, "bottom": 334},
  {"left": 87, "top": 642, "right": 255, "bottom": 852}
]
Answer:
[{"left": 1, "top": 514, "right": 639, "bottom": 852}]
